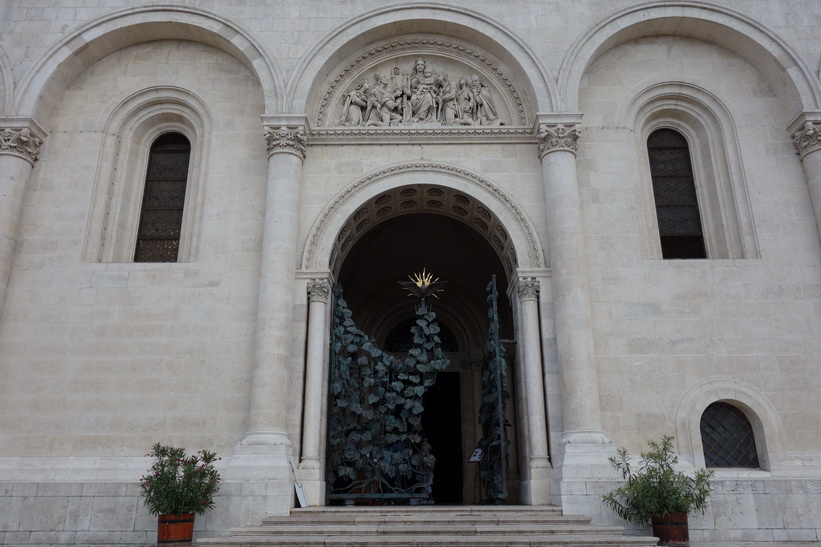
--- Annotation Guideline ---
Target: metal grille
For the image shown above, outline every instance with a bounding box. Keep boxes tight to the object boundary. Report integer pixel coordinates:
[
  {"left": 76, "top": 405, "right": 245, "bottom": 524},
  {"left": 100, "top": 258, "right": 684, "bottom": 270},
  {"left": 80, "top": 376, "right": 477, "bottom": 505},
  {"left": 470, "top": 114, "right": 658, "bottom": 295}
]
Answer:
[
  {"left": 385, "top": 317, "right": 459, "bottom": 352},
  {"left": 134, "top": 133, "right": 190, "bottom": 262},
  {"left": 647, "top": 129, "right": 706, "bottom": 258},
  {"left": 700, "top": 402, "right": 760, "bottom": 468}
]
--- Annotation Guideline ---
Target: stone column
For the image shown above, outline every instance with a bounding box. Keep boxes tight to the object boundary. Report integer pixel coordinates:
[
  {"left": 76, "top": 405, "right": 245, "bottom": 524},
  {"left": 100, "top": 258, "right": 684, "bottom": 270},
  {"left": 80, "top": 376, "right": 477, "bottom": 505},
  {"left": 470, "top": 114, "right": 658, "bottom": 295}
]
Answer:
[
  {"left": 515, "top": 276, "right": 552, "bottom": 504},
  {"left": 536, "top": 116, "right": 608, "bottom": 447},
  {"left": 298, "top": 276, "right": 331, "bottom": 505},
  {"left": 232, "top": 118, "right": 306, "bottom": 490},
  {"left": 790, "top": 112, "right": 821, "bottom": 242},
  {"left": 0, "top": 121, "right": 46, "bottom": 320}
]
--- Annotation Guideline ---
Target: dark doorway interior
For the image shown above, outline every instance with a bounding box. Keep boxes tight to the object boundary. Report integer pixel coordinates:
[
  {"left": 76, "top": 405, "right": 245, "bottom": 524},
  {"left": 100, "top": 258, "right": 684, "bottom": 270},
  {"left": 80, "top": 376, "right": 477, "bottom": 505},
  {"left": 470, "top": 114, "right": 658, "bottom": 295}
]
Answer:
[{"left": 422, "top": 371, "right": 463, "bottom": 504}]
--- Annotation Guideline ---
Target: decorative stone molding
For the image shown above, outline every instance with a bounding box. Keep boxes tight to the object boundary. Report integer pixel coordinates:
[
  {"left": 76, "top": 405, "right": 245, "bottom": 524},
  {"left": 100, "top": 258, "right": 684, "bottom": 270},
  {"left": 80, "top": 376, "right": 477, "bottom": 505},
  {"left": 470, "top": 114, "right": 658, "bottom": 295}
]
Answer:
[
  {"left": 309, "top": 126, "right": 535, "bottom": 144},
  {"left": 536, "top": 123, "right": 580, "bottom": 158},
  {"left": 516, "top": 278, "right": 540, "bottom": 301},
  {"left": 263, "top": 125, "right": 307, "bottom": 159},
  {"left": 792, "top": 120, "right": 821, "bottom": 159},
  {"left": 319, "top": 41, "right": 527, "bottom": 128},
  {"left": 307, "top": 279, "right": 331, "bottom": 303},
  {"left": 0, "top": 125, "right": 45, "bottom": 165},
  {"left": 303, "top": 162, "right": 544, "bottom": 277}
]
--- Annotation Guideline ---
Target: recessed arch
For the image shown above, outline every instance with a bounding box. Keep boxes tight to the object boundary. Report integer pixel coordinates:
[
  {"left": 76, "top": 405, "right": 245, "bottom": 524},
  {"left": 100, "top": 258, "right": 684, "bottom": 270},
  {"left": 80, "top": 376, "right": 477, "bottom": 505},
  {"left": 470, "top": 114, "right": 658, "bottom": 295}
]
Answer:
[
  {"left": 675, "top": 377, "right": 785, "bottom": 472},
  {"left": 12, "top": 5, "right": 283, "bottom": 127},
  {"left": 301, "top": 162, "right": 545, "bottom": 280},
  {"left": 622, "top": 81, "right": 760, "bottom": 260},
  {"left": 287, "top": 2, "right": 559, "bottom": 119},
  {"left": 559, "top": 0, "right": 821, "bottom": 117}
]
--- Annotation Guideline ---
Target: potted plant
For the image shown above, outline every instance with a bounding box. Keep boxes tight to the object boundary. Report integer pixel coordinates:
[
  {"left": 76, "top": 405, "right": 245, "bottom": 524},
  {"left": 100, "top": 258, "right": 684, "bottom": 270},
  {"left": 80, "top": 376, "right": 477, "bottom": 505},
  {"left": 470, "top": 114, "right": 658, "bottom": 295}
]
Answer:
[
  {"left": 602, "top": 435, "right": 713, "bottom": 546},
  {"left": 139, "top": 443, "right": 222, "bottom": 545}
]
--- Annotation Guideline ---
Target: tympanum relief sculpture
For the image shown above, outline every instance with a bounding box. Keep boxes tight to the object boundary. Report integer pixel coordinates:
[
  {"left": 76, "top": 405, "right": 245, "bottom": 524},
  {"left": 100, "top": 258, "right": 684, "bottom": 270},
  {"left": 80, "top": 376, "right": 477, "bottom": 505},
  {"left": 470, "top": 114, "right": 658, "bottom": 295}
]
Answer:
[{"left": 334, "top": 57, "right": 505, "bottom": 128}]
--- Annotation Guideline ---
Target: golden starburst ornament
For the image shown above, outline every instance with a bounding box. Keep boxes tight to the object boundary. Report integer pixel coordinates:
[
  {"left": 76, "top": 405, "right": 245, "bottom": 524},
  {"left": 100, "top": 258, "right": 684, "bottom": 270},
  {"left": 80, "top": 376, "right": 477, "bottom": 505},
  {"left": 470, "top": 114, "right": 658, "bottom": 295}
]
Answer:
[{"left": 398, "top": 268, "right": 448, "bottom": 303}]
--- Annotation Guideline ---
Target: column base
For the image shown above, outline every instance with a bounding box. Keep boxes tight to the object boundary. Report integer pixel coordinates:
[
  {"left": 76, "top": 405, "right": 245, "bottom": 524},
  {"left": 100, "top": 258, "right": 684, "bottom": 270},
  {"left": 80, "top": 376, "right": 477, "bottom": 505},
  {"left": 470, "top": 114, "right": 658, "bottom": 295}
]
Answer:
[
  {"left": 224, "top": 431, "right": 292, "bottom": 482},
  {"left": 296, "top": 459, "right": 326, "bottom": 507},
  {"left": 519, "top": 455, "right": 553, "bottom": 505}
]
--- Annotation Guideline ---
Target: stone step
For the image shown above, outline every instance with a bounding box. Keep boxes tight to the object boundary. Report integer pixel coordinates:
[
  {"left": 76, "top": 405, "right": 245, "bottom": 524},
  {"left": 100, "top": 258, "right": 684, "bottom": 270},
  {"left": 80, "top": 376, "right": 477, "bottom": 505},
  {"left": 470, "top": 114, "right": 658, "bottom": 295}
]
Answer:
[
  {"left": 197, "top": 506, "right": 659, "bottom": 547},
  {"left": 198, "top": 534, "right": 657, "bottom": 546}
]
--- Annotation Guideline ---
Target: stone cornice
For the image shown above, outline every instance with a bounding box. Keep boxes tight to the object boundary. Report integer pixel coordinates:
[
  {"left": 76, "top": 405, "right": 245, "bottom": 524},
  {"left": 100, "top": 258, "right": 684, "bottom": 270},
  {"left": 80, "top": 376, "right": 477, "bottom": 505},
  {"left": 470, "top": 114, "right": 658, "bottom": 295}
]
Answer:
[
  {"left": 0, "top": 119, "right": 47, "bottom": 165},
  {"left": 307, "top": 126, "right": 536, "bottom": 145}
]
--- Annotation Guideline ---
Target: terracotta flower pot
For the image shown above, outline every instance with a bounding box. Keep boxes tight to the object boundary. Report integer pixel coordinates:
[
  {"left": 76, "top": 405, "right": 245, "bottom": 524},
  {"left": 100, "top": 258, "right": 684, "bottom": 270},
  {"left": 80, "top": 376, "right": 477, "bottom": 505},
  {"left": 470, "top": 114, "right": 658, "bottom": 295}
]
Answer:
[
  {"left": 651, "top": 512, "right": 689, "bottom": 546},
  {"left": 157, "top": 513, "right": 195, "bottom": 545}
]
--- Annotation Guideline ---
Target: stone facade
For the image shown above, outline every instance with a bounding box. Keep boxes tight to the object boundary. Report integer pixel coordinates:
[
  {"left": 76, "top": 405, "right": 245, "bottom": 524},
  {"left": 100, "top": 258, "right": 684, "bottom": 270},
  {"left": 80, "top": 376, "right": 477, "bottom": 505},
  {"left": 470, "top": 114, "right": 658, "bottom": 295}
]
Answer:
[{"left": 0, "top": 0, "right": 819, "bottom": 544}]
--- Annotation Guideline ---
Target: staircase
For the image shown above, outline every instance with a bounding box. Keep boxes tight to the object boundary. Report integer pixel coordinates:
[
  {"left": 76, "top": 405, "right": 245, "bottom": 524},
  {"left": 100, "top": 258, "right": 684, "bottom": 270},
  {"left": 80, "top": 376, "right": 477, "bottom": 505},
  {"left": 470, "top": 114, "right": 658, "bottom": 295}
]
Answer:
[{"left": 196, "top": 505, "right": 659, "bottom": 546}]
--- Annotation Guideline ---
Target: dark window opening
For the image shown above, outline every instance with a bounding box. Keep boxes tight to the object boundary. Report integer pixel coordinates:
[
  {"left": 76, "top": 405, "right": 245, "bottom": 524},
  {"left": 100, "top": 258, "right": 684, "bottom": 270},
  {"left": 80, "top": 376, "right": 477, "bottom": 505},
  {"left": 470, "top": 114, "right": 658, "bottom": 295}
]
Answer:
[
  {"left": 134, "top": 132, "right": 191, "bottom": 262},
  {"left": 647, "top": 129, "right": 707, "bottom": 259},
  {"left": 700, "top": 402, "right": 760, "bottom": 468}
]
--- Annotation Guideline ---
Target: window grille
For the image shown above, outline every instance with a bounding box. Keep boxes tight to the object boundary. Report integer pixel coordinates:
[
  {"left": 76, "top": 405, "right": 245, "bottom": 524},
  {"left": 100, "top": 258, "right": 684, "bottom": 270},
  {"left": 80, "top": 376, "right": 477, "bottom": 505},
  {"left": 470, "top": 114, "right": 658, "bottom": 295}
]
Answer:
[
  {"left": 647, "top": 129, "right": 707, "bottom": 258},
  {"left": 134, "top": 133, "right": 191, "bottom": 262},
  {"left": 700, "top": 402, "right": 760, "bottom": 468}
]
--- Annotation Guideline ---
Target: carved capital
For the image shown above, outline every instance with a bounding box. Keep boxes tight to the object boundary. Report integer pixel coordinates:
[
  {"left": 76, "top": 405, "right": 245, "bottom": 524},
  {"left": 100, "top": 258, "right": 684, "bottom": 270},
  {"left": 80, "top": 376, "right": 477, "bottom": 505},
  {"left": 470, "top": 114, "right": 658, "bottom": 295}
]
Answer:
[
  {"left": 0, "top": 126, "right": 44, "bottom": 164},
  {"left": 792, "top": 121, "right": 821, "bottom": 158},
  {"left": 517, "top": 278, "right": 539, "bottom": 301},
  {"left": 537, "top": 123, "right": 580, "bottom": 158},
  {"left": 264, "top": 125, "right": 307, "bottom": 159},
  {"left": 307, "top": 279, "right": 331, "bottom": 303}
]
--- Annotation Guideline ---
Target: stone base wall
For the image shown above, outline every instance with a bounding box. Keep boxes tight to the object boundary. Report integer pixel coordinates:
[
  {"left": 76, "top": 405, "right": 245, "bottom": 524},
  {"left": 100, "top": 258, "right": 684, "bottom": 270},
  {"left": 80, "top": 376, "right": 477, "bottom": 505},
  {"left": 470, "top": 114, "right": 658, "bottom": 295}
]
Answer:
[
  {"left": 0, "top": 480, "right": 291, "bottom": 546},
  {"left": 562, "top": 477, "right": 821, "bottom": 544}
]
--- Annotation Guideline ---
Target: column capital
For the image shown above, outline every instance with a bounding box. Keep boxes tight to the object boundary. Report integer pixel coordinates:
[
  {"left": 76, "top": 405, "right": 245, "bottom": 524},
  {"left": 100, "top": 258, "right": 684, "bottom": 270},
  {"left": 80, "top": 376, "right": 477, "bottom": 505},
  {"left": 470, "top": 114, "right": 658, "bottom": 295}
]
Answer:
[
  {"left": 535, "top": 116, "right": 582, "bottom": 158},
  {"left": 788, "top": 111, "right": 821, "bottom": 159},
  {"left": 262, "top": 115, "right": 309, "bottom": 159},
  {"left": 0, "top": 118, "right": 47, "bottom": 165},
  {"left": 516, "top": 277, "right": 540, "bottom": 301},
  {"left": 307, "top": 278, "right": 331, "bottom": 303}
]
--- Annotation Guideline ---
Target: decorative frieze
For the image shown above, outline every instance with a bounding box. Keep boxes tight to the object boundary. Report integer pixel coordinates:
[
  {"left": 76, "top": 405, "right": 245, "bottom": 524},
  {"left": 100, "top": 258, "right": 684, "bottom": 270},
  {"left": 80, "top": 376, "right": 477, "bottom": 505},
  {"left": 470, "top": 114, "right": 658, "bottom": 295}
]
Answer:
[
  {"left": 320, "top": 44, "right": 526, "bottom": 128},
  {"left": 307, "top": 279, "right": 331, "bottom": 303},
  {"left": 792, "top": 120, "right": 821, "bottom": 158},
  {"left": 0, "top": 127, "right": 44, "bottom": 164},
  {"left": 537, "top": 123, "right": 581, "bottom": 157},
  {"left": 263, "top": 126, "right": 307, "bottom": 159},
  {"left": 517, "top": 277, "right": 540, "bottom": 301}
]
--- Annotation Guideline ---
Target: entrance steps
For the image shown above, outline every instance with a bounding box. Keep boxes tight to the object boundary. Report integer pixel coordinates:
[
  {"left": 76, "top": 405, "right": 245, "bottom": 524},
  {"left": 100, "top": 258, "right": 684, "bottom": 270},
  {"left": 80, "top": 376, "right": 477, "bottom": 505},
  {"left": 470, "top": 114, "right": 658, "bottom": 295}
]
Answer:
[{"left": 197, "top": 505, "right": 659, "bottom": 546}]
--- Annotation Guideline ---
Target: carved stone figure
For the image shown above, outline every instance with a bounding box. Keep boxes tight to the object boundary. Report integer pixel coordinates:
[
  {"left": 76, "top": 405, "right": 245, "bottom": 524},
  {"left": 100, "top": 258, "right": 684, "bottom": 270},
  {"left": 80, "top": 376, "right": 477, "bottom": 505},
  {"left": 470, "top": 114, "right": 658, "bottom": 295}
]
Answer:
[
  {"left": 333, "top": 56, "right": 507, "bottom": 128},
  {"left": 337, "top": 78, "right": 370, "bottom": 126},
  {"left": 437, "top": 72, "right": 459, "bottom": 125},
  {"left": 365, "top": 73, "right": 403, "bottom": 127},
  {"left": 470, "top": 74, "right": 501, "bottom": 126}
]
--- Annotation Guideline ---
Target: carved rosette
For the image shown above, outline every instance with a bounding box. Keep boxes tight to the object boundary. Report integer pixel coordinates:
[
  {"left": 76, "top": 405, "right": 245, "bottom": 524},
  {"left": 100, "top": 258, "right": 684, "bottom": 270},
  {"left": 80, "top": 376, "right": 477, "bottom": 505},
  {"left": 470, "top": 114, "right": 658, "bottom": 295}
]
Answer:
[
  {"left": 0, "top": 127, "right": 44, "bottom": 164},
  {"left": 537, "top": 123, "right": 581, "bottom": 158},
  {"left": 264, "top": 126, "right": 307, "bottom": 159},
  {"left": 792, "top": 121, "right": 821, "bottom": 159},
  {"left": 517, "top": 278, "right": 539, "bottom": 301},
  {"left": 307, "top": 279, "right": 331, "bottom": 303}
]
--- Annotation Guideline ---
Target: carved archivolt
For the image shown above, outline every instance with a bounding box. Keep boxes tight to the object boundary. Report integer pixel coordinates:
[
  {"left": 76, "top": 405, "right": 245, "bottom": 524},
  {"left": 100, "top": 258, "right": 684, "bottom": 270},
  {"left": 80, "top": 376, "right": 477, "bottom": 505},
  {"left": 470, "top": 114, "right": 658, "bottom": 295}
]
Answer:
[
  {"left": 303, "top": 163, "right": 544, "bottom": 279},
  {"left": 318, "top": 40, "right": 527, "bottom": 130}
]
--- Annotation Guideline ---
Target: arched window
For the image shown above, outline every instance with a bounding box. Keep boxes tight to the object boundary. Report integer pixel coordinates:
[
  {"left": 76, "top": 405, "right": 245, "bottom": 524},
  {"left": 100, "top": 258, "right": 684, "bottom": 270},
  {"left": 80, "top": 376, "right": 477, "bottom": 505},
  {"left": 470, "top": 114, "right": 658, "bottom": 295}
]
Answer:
[
  {"left": 700, "top": 401, "right": 760, "bottom": 468},
  {"left": 647, "top": 128, "right": 707, "bottom": 259},
  {"left": 134, "top": 132, "right": 191, "bottom": 262}
]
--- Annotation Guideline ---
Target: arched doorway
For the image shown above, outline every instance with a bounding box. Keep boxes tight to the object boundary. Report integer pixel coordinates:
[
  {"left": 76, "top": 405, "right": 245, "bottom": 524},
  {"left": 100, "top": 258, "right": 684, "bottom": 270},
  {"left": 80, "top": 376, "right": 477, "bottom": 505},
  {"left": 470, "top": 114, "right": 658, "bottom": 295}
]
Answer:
[{"left": 329, "top": 203, "right": 519, "bottom": 505}]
